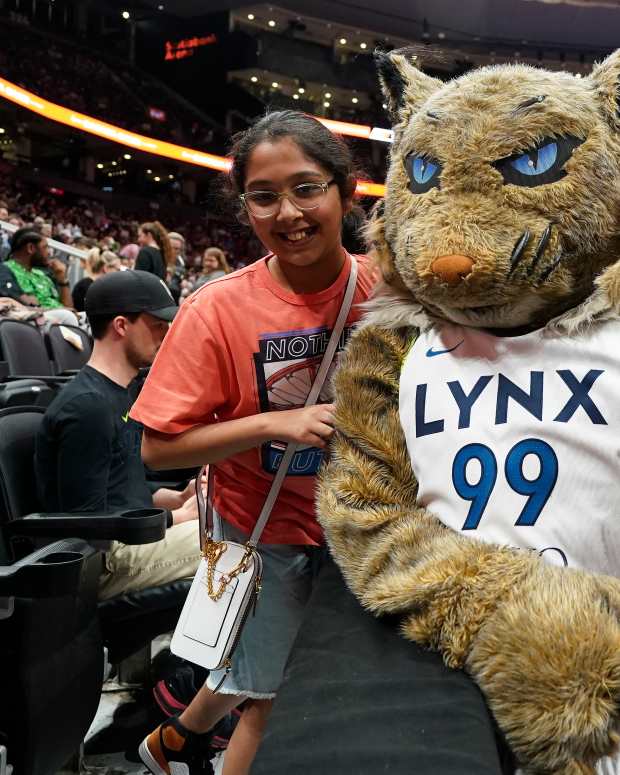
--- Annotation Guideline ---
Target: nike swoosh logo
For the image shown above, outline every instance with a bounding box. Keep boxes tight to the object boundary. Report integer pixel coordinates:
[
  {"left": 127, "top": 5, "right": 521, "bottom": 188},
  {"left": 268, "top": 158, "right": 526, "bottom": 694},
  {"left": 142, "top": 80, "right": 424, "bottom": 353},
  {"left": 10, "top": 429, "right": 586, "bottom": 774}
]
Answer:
[
  {"left": 121, "top": 412, "right": 129, "bottom": 423},
  {"left": 426, "top": 340, "right": 464, "bottom": 357}
]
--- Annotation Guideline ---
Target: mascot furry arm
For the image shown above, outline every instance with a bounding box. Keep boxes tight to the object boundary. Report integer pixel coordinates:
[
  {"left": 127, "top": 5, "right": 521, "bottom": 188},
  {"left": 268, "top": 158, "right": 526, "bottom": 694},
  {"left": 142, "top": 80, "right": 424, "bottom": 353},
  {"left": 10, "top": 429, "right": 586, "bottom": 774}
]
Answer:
[{"left": 318, "top": 49, "right": 620, "bottom": 774}]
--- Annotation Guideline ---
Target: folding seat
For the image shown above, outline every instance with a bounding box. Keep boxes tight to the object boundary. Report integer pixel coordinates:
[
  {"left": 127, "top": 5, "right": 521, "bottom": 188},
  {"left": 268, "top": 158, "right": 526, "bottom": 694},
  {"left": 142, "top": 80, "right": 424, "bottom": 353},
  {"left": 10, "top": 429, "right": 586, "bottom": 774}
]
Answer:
[
  {"left": 0, "top": 320, "right": 71, "bottom": 384},
  {"left": 45, "top": 323, "right": 92, "bottom": 374},
  {"left": 0, "top": 524, "right": 102, "bottom": 774},
  {"left": 0, "top": 406, "right": 192, "bottom": 714},
  {"left": 0, "top": 379, "right": 56, "bottom": 408}
]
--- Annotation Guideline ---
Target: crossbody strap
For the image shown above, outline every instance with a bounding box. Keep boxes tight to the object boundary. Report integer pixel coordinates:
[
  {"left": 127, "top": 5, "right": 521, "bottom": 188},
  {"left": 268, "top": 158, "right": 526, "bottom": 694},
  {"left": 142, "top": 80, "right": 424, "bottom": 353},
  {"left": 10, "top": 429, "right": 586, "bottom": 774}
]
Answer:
[{"left": 196, "top": 256, "right": 359, "bottom": 549}]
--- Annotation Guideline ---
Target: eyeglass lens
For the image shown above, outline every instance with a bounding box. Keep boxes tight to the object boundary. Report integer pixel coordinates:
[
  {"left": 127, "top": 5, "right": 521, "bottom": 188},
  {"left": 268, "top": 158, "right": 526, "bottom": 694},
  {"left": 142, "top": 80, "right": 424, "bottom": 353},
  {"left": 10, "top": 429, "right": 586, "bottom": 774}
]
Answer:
[{"left": 244, "top": 183, "right": 327, "bottom": 215}]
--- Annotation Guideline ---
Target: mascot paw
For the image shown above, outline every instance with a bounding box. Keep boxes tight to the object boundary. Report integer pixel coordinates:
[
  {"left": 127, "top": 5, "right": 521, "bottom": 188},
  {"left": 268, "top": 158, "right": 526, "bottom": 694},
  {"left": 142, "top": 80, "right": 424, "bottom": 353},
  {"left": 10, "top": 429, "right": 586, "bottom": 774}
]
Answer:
[{"left": 466, "top": 565, "right": 620, "bottom": 773}]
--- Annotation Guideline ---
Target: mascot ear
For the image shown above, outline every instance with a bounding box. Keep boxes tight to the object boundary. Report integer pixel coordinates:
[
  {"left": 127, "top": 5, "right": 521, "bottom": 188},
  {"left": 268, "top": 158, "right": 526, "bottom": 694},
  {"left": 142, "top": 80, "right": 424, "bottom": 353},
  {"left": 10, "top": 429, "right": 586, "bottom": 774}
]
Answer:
[
  {"left": 375, "top": 50, "right": 443, "bottom": 126},
  {"left": 590, "top": 49, "right": 620, "bottom": 130}
]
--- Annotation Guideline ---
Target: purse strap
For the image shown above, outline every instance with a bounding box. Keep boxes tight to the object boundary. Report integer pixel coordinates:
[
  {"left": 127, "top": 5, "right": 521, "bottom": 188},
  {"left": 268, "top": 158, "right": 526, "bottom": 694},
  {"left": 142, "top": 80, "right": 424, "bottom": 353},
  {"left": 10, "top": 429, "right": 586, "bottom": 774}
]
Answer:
[{"left": 196, "top": 255, "right": 358, "bottom": 549}]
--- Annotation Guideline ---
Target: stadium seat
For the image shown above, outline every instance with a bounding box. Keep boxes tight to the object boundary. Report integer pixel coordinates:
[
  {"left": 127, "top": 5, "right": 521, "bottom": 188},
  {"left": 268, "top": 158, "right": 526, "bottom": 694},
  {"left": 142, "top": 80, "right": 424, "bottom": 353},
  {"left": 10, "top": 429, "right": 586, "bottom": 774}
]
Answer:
[
  {"left": 0, "top": 379, "right": 56, "bottom": 409},
  {"left": 45, "top": 323, "right": 93, "bottom": 373},
  {"left": 0, "top": 406, "right": 191, "bottom": 666},
  {"left": 0, "top": 320, "right": 72, "bottom": 384},
  {"left": 0, "top": 530, "right": 102, "bottom": 775}
]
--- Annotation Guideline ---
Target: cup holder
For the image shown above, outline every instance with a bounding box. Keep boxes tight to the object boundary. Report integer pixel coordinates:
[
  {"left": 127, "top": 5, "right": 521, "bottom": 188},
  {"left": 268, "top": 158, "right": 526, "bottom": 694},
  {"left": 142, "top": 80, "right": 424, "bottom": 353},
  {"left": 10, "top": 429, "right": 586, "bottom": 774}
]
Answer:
[
  {"left": 119, "top": 508, "right": 165, "bottom": 520},
  {"left": 39, "top": 551, "right": 83, "bottom": 565}
]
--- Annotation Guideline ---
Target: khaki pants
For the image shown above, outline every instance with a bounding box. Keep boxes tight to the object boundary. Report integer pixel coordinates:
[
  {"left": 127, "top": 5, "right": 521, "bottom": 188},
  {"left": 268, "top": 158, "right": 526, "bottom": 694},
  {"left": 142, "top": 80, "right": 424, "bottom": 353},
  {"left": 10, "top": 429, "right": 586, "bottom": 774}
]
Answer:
[{"left": 98, "top": 520, "right": 201, "bottom": 600}]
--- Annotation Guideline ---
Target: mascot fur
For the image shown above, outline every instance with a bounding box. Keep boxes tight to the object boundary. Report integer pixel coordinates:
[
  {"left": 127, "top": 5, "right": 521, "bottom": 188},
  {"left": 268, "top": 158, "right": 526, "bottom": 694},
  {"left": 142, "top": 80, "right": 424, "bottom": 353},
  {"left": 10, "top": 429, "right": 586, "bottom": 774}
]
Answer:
[{"left": 317, "top": 49, "right": 620, "bottom": 774}]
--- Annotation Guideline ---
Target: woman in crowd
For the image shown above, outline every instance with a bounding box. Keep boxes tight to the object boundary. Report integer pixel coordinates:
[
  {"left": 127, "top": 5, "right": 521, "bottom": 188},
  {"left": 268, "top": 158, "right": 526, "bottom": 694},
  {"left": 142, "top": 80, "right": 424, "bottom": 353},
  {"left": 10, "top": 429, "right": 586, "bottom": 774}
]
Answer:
[
  {"left": 71, "top": 247, "right": 121, "bottom": 312},
  {"left": 193, "top": 246, "right": 232, "bottom": 290},
  {"left": 119, "top": 242, "right": 139, "bottom": 269},
  {"left": 133, "top": 110, "right": 374, "bottom": 775},
  {"left": 135, "top": 221, "right": 173, "bottom": 280}
]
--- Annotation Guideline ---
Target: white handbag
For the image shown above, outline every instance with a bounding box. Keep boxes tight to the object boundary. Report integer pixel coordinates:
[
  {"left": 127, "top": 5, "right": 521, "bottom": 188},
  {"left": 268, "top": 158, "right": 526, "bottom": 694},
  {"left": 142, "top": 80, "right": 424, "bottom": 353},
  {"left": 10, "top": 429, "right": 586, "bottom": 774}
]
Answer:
[{"left": 171, "top": 258, "right": 358, "bottom": 685}]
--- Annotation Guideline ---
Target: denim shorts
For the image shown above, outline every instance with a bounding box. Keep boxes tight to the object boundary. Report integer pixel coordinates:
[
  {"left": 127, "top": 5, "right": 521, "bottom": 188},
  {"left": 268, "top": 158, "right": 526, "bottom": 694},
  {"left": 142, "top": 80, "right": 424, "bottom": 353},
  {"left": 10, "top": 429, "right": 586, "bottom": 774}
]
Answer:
[{"left": 206, "top": 517, "right": 326, "bottom": 699}]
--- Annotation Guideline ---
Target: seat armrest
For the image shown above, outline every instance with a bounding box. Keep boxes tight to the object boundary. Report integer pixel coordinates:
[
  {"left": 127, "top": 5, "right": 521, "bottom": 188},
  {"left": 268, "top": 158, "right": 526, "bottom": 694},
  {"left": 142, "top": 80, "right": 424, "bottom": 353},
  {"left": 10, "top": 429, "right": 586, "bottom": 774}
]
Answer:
[
  {"left": 2, "top": 374, "right": 73, "bottom": 385},
  {"left": 6, "top": 507, "right": 170, "bottom": 545},
  {"left": 0, "top": 543, "right": 86, "bottom": 597}
]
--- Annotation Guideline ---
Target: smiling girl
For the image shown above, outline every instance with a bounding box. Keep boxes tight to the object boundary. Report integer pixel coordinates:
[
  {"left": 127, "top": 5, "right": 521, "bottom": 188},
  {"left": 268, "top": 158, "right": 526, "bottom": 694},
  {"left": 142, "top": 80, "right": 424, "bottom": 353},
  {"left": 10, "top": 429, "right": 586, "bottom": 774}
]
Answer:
[{"left": 132, "top": 111, "right": 375, "bottom": 775}]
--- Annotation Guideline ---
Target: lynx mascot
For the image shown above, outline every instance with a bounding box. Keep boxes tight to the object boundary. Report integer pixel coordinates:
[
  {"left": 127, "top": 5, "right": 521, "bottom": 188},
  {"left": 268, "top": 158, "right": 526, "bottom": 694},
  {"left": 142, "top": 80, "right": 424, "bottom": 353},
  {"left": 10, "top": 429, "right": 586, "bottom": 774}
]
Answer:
[{"left": 318, "top": 49, "right": 620, "bottom": 774}]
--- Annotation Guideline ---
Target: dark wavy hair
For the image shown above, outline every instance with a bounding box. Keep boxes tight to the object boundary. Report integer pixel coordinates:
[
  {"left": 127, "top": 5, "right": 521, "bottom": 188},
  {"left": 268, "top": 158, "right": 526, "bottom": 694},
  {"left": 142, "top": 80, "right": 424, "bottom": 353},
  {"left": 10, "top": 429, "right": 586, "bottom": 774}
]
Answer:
[{"left": 226, "top": 110, "right": 365, "bottom": 241}]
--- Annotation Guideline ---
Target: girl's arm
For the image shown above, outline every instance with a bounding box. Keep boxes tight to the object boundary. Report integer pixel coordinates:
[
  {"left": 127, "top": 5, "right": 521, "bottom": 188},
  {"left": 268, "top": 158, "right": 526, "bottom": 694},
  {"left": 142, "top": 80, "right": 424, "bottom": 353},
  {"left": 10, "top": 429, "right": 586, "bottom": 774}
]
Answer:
[{"left": 142, "top": 403, "right": 337, "bottom": 470}]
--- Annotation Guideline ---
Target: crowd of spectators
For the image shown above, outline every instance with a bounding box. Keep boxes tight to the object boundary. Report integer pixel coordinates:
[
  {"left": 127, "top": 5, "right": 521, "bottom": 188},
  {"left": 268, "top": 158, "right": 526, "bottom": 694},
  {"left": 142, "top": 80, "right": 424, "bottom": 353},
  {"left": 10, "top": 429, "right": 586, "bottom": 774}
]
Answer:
[
  {"left": 0, "top": 175, "right": 264, "bottom": 273},
  {"left": 0, "top": 19, "right": 222, "bottom": 152},
  {"left": 0, "top": 173, "right": 266, "bottom": 334}
]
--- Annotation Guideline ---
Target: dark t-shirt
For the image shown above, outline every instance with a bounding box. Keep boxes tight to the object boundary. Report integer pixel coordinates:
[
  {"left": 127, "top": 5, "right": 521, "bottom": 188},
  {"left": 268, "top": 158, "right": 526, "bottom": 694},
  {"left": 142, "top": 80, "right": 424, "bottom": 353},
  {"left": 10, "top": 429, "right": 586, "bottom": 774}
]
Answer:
[
  {"left": 135, "top": 245, "right": 166, "bottom": 279},
  {"left": 35, "top": 365, "right": 154, "bottom": 513},
  {"left": 71, "top": 276, "right": 93, "bottom": 312}
]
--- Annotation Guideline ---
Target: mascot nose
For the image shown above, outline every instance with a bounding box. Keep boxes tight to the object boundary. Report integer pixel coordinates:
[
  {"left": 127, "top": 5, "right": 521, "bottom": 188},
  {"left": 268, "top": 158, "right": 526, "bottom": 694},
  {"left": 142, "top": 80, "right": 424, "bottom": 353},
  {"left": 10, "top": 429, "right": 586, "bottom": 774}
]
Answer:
[{"left": 431, "top": 255, "right": 475, "bottom": 285}]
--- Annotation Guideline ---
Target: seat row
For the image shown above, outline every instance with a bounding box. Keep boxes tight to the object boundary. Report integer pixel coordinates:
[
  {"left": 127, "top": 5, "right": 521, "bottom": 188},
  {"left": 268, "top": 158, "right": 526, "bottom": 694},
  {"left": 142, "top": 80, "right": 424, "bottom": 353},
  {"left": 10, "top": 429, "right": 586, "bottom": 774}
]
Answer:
[
  {"left": 0, "top": 319, "right": 92, "bottom": 409},
  {"left": 0, "top": 405, "right": 193, "bottom": 774}
]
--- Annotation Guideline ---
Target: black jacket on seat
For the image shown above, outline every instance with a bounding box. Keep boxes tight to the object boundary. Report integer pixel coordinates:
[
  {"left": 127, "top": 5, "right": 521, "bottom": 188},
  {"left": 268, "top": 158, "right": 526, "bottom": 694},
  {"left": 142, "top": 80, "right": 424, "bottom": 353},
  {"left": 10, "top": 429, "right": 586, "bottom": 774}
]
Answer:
[{"left": 253, "top": 558, "right": 513, "bottom": 775}]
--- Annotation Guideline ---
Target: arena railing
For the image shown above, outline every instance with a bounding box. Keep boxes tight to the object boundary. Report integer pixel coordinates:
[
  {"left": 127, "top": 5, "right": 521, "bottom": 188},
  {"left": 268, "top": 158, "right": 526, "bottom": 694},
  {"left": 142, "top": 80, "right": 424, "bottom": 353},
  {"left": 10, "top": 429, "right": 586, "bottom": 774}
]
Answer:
[{"left": 0, "top": 220, "right": 87, "bottom": 261}]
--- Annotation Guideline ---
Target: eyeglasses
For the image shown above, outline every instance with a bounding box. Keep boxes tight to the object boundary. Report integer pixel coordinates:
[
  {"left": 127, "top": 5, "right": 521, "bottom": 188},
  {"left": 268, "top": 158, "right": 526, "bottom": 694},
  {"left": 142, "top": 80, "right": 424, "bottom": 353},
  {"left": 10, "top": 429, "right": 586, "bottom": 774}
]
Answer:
[{"left": 240, "top": 180, "right": 335, "bottom": 218}]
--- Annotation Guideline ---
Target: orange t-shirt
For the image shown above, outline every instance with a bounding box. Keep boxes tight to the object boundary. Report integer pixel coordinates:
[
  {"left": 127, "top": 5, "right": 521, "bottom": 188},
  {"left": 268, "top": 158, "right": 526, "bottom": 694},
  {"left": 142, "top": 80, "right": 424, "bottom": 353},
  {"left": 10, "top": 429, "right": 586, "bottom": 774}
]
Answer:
[{"left": 130, "top": 252, "right": 374, "bottom": 545}]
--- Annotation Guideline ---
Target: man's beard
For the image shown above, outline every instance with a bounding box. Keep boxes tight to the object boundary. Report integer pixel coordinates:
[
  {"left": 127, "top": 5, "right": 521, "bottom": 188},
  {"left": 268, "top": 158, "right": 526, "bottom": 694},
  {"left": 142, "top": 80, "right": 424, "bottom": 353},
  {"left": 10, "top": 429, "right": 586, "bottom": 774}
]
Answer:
[
  {"left": 125, "top": 339, "right": 156, "bottom": 371},
  {"left": 30, "top": 250, "right": 48, "bottom": 268}
]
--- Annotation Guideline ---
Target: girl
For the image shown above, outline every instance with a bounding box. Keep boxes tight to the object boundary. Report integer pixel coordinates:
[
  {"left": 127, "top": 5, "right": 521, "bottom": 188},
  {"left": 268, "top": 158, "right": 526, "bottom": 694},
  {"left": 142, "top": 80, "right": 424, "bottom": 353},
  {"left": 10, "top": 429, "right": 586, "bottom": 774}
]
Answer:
[
  {"left": 193, "top": 246, "right": 232, "bottom": 290},
  {"left": 135, "top": 220, "right": 173, "bottom": 280},
  {"left": 133, "top": 110, "right": 375, "bottom": 775}
]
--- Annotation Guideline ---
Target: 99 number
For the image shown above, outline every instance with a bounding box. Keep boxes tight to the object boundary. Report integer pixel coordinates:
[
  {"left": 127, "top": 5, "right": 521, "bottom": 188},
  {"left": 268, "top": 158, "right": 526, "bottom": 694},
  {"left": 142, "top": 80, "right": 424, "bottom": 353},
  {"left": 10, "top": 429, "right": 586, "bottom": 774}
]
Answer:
[{"left": 452, "top": 438, "right": 558, "bottom": 530}]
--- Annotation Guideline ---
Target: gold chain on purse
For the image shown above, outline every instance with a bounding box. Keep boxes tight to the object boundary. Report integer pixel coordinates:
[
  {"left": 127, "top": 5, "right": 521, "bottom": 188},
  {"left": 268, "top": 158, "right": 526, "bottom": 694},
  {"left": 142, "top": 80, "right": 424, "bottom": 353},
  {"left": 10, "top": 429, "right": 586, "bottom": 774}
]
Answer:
[{"left": 203, "top": 538, "right": 253, "bottom": 602}]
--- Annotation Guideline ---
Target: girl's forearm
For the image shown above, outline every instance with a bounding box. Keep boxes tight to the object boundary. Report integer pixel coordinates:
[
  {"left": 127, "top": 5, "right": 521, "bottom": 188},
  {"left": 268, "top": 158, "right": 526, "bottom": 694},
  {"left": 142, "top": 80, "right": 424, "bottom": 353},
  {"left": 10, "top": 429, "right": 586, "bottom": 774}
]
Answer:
[{"left": 142, "top": 413, "right": 276, "bottom": 470}]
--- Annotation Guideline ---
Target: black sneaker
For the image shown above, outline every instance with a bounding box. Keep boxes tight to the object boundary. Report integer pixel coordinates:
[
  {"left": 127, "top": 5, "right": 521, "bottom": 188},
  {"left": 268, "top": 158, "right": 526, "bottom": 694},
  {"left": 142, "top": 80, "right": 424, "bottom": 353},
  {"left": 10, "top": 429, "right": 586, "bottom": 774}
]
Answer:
[{"left": 152, "top": 651, "right": 208, "bottom": 717}]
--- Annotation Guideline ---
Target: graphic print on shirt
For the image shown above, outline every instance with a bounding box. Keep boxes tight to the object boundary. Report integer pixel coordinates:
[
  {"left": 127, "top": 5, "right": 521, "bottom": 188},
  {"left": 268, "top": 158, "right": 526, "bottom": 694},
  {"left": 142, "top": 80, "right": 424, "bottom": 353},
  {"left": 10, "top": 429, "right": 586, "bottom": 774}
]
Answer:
[{"left": 254, "top": 324, "right": 351, "bottom": 475}]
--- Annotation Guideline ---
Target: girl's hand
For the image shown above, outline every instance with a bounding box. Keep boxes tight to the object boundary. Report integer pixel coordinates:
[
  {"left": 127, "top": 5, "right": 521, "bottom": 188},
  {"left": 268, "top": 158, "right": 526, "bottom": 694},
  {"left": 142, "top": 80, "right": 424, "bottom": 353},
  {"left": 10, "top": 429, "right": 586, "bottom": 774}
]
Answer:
[{"left": 268, "top": 404, "right": 336, "bottom": 448}]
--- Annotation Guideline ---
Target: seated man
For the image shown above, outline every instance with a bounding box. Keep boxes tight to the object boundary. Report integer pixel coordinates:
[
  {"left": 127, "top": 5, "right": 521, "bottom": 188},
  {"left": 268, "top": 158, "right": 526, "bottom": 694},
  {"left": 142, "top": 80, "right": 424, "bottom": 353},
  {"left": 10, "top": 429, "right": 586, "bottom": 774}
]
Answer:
[
  {"left": 34, "top": 270, "right": 201, "bottom": 599},
  {"left": 0, "top": 227, "right": 77, "bottom": 326}
]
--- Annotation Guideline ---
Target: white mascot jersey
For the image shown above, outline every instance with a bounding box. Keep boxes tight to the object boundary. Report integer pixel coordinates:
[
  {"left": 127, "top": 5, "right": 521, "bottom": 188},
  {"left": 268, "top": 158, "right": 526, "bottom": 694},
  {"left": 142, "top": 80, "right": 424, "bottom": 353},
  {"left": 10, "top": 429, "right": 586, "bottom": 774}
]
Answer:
[{"left": 400, "top": 320, "right": 620, "bottom": 578}]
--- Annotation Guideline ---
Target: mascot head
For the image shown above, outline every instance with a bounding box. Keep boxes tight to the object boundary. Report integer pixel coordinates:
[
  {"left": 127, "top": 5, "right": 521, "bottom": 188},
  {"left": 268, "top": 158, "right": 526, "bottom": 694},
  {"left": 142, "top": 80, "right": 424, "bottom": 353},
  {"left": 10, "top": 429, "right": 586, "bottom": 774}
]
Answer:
[{"left": 372, "top": 49, "right": 620, "bottom": 332}]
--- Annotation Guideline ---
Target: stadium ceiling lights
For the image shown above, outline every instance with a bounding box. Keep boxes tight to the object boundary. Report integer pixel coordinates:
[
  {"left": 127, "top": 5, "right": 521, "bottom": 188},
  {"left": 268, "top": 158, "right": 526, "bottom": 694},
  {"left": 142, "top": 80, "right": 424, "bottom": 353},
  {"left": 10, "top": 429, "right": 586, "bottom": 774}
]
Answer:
[
  {"left": 0, "top": 75, "right": 386, "bottom": 197},
  {"left": 242, "top": 71, "right": 372, "bottom": 114}
]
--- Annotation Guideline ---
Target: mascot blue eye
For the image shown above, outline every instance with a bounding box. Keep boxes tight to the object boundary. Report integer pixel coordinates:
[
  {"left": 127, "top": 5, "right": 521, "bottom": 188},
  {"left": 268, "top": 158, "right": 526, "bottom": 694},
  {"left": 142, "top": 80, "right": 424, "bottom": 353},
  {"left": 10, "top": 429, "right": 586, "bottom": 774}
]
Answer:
[
  {"left": 510, "top": 142, "right": 558, "bottom": 176},
  {"left": 493, "top": 135, "right": 584, "bottom": 187},
  {"left": 404, "top": 153, "right": 442, "bottom": 194},
  {"left": 413, "top": 157, "right": 438, "bottom": 183}
]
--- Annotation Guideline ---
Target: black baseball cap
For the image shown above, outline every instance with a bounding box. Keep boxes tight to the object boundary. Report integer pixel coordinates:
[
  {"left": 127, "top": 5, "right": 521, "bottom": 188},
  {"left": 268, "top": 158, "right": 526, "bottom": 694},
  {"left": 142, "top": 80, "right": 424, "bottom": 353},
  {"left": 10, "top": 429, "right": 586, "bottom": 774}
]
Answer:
[{"left": 85, "top": 270, "right": 178, "bottom": 321}]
